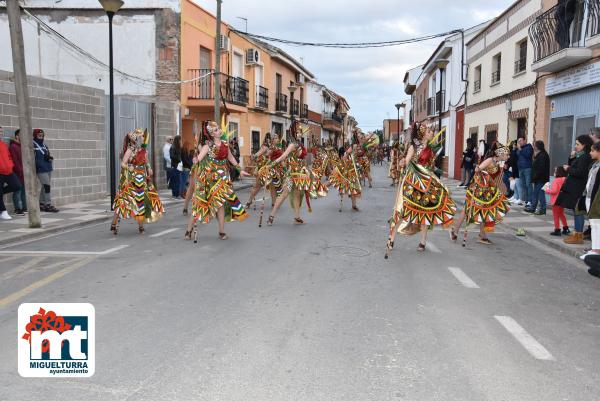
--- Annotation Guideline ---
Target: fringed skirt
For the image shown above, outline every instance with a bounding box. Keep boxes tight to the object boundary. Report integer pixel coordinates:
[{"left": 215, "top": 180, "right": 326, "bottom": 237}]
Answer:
[
  {"left": 391, "top": 161, "right": 455, "bottom": 234},
  {"left": 191, "top": 164, "right": 248, "bottom": 224},
  {"left": 113, "top": 165, "right": 164, "bottom": 223},
  {"left": 328, "top": 158, "right": 361, "bottom": 197},
  {"left": 464, "top": 172, "right": 510, "bottom": 232}
]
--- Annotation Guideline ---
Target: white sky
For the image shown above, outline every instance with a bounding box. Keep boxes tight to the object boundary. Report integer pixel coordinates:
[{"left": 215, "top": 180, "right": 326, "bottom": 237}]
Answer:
[{"left": 192, "top": 0, "right": 515, "bottom": 130}]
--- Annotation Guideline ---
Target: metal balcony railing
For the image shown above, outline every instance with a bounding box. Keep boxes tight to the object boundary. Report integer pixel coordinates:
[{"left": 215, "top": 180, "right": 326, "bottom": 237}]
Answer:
[
  {"left": 528, "top": 0, "right": 598, "bottom": 63},
  {"left": 275, "top": 93, "right": 288, "bottom": 112},
  {"left": 301, "top": 104, "right": 309, "bottom": 118},
  {"left": 514, "top": 58, "right": 527, "bottom": 74},
  {"left": 436, "top": 90, "right": 446, "bottom": 113},
  {"left": 474, "top": 80, "right": 481, "bottom": 93},
  {"left": 491, "top": 70, "right": 501, "bottom": 84},
  {"left": 323, "top": 112, "right": 343, "bottom": 123},
  {"left": 188, "top": 69, "right": 249, "bottom": 105},
  {"left": 427, "top": 96, "right": 436, "bottom": 116},
  {"left": 291, "top": 99, "right": 300, "bottom": 116},
  {"left": 256, "top": 85, "right": 268, "bottom": 109}
]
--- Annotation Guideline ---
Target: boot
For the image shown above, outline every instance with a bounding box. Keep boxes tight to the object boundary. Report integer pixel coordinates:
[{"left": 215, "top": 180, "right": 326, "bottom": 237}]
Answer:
[
  {"left": 550, "top": 228, "right": 561, "bottom": 236},
  {"left": 562, "top": 227, "right": 571, "bottom": 235},
  {"left": 563, "top": 232, "right": 584, "bottom": 245}
]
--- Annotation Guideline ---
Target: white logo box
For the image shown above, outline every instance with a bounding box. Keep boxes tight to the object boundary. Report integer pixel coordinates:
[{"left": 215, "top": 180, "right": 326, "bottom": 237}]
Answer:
[{"left": 18, "top": 303, "right": 95, "bottom": 378}]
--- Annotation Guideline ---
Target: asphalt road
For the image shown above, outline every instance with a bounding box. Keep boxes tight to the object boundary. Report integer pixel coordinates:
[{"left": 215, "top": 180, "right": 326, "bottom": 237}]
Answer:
[{"left": 1, "top": 165, "right": 599, "bottom": 401}]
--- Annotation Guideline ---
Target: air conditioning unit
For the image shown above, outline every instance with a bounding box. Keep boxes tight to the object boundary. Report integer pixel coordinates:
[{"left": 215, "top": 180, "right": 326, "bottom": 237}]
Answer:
[
  {"left": 246, "top": 48, "right": 260, "bottom": 65},
  {"left": 219, "top": 35, "right": 230, "bottom": 52},
  {"left": 295, "top": 73, "right": 305, "bottom": 84}
]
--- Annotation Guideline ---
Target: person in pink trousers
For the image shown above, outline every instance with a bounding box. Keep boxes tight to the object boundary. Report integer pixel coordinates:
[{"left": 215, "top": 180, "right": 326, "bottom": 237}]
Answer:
[{"left": 544, "top": 166, "right": 569, "bottom": 236}]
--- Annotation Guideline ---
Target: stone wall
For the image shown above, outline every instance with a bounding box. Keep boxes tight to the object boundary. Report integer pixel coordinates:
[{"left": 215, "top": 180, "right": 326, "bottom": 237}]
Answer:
[
  {"left": 0, "top": 70, "right": 107, "bottom": 207},
  {"left": 153, "top": 100, "right": 179, "bottom": 190}
]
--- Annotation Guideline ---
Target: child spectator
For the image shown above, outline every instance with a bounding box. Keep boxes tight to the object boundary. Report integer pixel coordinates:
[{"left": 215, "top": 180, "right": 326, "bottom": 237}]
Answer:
[{"left": 544, "top": 166, "right": 568, "bottom": 236}]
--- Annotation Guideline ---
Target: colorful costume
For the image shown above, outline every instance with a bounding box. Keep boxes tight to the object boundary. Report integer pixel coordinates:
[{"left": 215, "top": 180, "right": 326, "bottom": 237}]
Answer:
[
  {"left": 113, "top": 130, "right": 164, "bottom": 223},
  {"left": 257, "top": 141, "right": 286, "bottom": 196},
  {"left": 329, "top": 145, "right": 362, "bottom": 197},
  {"left": 388, "top": 140, "right": 401, "bottom": 182},
  {"left": 463, "top": 161, "right": 510, "bottom": 232},
  {"left": 191, "top": 140, "right": 248, "bottom": 224},
  {"left": 391, "top": 139, "right": 456, "bottom": 233},
  {"left": 310, "top": 146, "right": 330, "bottom": 197}
]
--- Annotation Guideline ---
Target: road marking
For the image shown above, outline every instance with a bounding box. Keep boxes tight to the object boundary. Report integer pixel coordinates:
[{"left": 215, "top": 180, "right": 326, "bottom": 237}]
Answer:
[
  {"left": 1, "top": 256, "right": 45, "bottom": 281},
  {"left": 149, "top": 228, "right": 179, "bottom": 238},
  {"left": 0, "top": 257, "right": 93, "bottom": 308},
  {"left": 494, "top": 316, "right": 555, "bottom": 361},
  {"left": 0, "top": 244, "right": 129, "bottom": 257},
  {"left": 427, "top": 242, "right": 441, "bottom": 253},
  {"left": 448, "top": 267, "right": 480, "bottom": 288},
  {"left": 0, "top": 255, "right": 25, "bottom": 263}
]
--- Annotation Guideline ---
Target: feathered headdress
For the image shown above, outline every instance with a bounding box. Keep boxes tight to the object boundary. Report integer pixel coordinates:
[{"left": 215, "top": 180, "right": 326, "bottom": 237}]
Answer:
[
  {"left": 363, "top": 134, "right": 380, "bottom": 150},
  {"left": 219, "top": 115, "right": 233, "bottom": 142}
]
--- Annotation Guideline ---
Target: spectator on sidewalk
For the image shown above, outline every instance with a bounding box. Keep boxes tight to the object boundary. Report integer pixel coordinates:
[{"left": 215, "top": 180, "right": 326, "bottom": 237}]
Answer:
[
  {"left": 517, "top": 137, "right": 534, "bottom": 209},
  {"left": 163, "top": 136, "right": 173, "bottom": 189},
  {"left": 169, "top": 136, "right": 182, "bottom": 199},
  {"left": 556, "top": 135, "right": 593, "bottom": 245},
  {"left": 528, "top": 140, "right": 550, "bottom": 215},
  {"left": 580, "top": 142, "right": 600, "bottom": 259},
  {"left": 9, "top": 129, "right": 26, "bottom": 215},
  {"left": 180, "top": 144, "right": 193, "bottom": 198},
  {"left": 507, "top": 141, "right": 522, "bottom": 204},
  {"left": 33, "top": 129, "right": 58, "bottom": 213},
  {"left": 0, "top": 129, "right": 22, "bottom": 220},
  {"left": 545, "top": 166, "right": 569, "bottom": 236},
  {"left": 459, "top": 138, "right": 475, "bottom": 187}
]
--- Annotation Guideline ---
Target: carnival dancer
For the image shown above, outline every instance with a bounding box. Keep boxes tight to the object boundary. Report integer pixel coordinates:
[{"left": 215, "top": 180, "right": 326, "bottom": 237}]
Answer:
[
  {"left": 309, "top": 143, "right": 330, "bottom": 199},
  {"left": 356, "top": 131, "right": 376, "bottom": 188},
  {"left": 451, "top": 142, "right": 511, "bottom": 246},
  {"left": 111, "top": 129, "right": 164, "bottom": 235},
  {"left": 329, "top": 132, "right": 363, "bottom": 212},
  {"left": 246, "top": 133, "right": 272, "bottom": 210},
  {"left": 184, "top": 120, "right": 250, "bottom": 242},
  {"left": 385, "top": 123, "right": 456, "bottom": 256},
  {"left": 247, "top": 133, "right": 285, "bottom": 209},
  {"left": 266, "top": 122, "right": 314, "bottom": 226}
]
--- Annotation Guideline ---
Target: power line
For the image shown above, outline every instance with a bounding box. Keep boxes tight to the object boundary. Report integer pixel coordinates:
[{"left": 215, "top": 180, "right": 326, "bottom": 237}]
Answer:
[{"left": 232, "top": 28, "right": 463, "bottom": 48}]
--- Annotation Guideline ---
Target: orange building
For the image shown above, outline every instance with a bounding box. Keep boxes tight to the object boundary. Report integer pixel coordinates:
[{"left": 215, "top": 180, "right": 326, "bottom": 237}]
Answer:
[{"left": 180, "top": 1, "right": 315, "bottom": 166}]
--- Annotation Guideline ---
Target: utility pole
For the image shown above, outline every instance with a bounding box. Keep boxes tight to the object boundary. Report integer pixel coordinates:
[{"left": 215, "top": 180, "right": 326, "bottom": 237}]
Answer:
[
  {"left": 214, "top": 0, "right": 222, "bottom": 123},
  {"left": 6, "top": 0, "right": 41, "bottom": 228}
]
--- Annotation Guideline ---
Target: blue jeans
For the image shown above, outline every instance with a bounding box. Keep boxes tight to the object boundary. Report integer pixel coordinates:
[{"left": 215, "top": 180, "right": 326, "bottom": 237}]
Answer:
[
  {"left": 180, "top": 169, "right": 190, "bottom": 197},
  {"left": 12, "top": 185, "right": 26, "bottom": 210},
  {"left": 531, "top": 182, "right": 546, "bottom": 211},
  {"left": 503, "top": 171, "right": 512, "bottom": 197},
  {"left": 170, "top": 169, "right": 181, "bottom": 197},
  {"left": 519, "top": 168, "right": 532, "bottom": 204},
  {"left": 574, "top": 214, "right": 585, "bottom": 232}
]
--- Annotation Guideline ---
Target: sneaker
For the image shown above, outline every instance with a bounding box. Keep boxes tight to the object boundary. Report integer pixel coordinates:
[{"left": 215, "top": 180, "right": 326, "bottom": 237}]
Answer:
[
  {"left": 524, "top": 208, "right": 535, "bottom": 213},
  {"left": 534, "top": 209, "right": 546, "bottom": 216},
  {"left": 550, "top": 229, "right": 561, "bottom": 236},
  {"left": 0, "top": 211, "right": 12, "bottom": 220},
  {"left": 525, "top": 202, "right": 532, "bottom": 209},
  {"left": 40, "top": 204, "right": 49, "bottom": 212},
  {"left": 580, "top": 251, "right": 599, "bottom": 261},
  {"left": 14, "top": 209, "right": 25, "bottom": 216},
  {"left": 46, "top": 205, "right": 59, "bottom": 213}
]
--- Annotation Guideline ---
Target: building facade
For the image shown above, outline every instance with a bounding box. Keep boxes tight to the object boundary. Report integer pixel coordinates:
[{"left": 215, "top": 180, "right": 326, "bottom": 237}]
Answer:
[
  {"left": 465, "top": 0, "right": 542, "bottom": 154},
  {"left": 530, "top": 0, "right": 600, "bottom": 169}
]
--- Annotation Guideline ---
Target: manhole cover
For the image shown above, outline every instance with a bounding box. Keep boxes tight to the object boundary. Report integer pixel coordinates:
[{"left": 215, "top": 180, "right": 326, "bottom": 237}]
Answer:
[{"left": 325, "top": 246, "right": 370, "bottom": 258}]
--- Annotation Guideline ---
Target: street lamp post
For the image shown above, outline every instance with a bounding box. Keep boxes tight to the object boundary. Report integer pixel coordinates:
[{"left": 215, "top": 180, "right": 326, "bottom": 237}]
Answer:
[
  {"left": 99, "top": 0, "right": 123, "bottom": 210},
  {"left": 288, "top": 83, "right": 297, "bottom": 141},
  {"left": 394, "top": 103, "right": 401, "bottom": 143}
]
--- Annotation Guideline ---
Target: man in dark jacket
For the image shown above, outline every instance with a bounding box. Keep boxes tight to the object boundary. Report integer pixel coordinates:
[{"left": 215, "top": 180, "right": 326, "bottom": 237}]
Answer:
[
  {"left": 33, "top": 128, "right": 58, "bottom": 212},
  {"left": 9, "top": 130, "right": 26, "bottom": 215},
  {"left": 528, "top": 140, "right": 550, "bottom": 214},
  {"left": 517, "top": 137, "right": 534, "bottom": 209}
]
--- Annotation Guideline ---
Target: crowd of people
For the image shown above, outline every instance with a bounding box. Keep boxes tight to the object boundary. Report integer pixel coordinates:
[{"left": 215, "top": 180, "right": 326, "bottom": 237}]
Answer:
[{"left": 0, "top": 127, "right": 59, "bottom": 220}]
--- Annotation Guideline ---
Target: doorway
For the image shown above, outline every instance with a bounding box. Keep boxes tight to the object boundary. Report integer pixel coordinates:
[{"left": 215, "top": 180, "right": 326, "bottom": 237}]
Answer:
[
  {"left": 549, "top": 116, "right": 574, "bottom": 170},
  {"left": 517, "top": 118, "right": 527, "bottom": 140},
  {"left": 251, "top": 130, "right": 260, "bottom": 153}
]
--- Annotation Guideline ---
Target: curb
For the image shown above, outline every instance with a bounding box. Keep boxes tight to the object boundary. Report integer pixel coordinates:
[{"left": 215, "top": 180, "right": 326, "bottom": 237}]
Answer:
[
  {"left": 0, "top": 184, "right": 254, "bottom": 247},
  {"left": 451, "top": 196, "right": 584, "bottom": 259}
]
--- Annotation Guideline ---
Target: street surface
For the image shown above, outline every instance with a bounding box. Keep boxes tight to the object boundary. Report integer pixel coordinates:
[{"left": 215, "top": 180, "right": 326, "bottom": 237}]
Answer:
[{"left": 1, "top": 165, "right": 599, "bottom": 401}]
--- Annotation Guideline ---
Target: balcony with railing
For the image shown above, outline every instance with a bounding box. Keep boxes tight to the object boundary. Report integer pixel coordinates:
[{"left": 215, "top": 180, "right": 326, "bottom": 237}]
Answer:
[
  {"left": 275, "top": 93, "right": 288, "bottom": 113},
  {"left": 322, "top": 112, "right": 343, "bottom": 132},
  {"left": 529, "top": 0, "right": 598, "bottom": 72},
  {"left": 473, "top": 80, "right": 481, "bottom": 93},
  {"left": 187, "top": 69, "right": 249, "bottom": 106},
  {"left": 491, "top": 70, "right": 501, "bottom": 85},
  {"left": 427, "top": 91, "right": 446, "bottom": 117},
  {"left": 301, "top": 104, "right": 309, "bottom": 119},
  {"left": 514, "top": 57, "right": 527, "bottom": 74},
  {"left": 256, "top": 85, "right": 268, "bottom": 109},
  {"left": 291, "top": 99, "right": 300, "bottom": 116}
]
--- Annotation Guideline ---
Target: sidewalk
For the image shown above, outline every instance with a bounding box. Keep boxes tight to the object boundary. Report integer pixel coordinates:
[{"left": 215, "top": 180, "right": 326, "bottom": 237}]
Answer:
[
  {"left": 0, "top": 179, "right": 253, "bottom": 246},
  {"left": 443, "top": 177, "right": 586, "bottom": 259}
]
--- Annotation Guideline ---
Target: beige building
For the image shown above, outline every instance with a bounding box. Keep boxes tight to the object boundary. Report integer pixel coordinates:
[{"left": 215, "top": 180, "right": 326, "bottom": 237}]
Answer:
[{"left": 465, "top": 0, "right": 542, "bottom": 147}]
